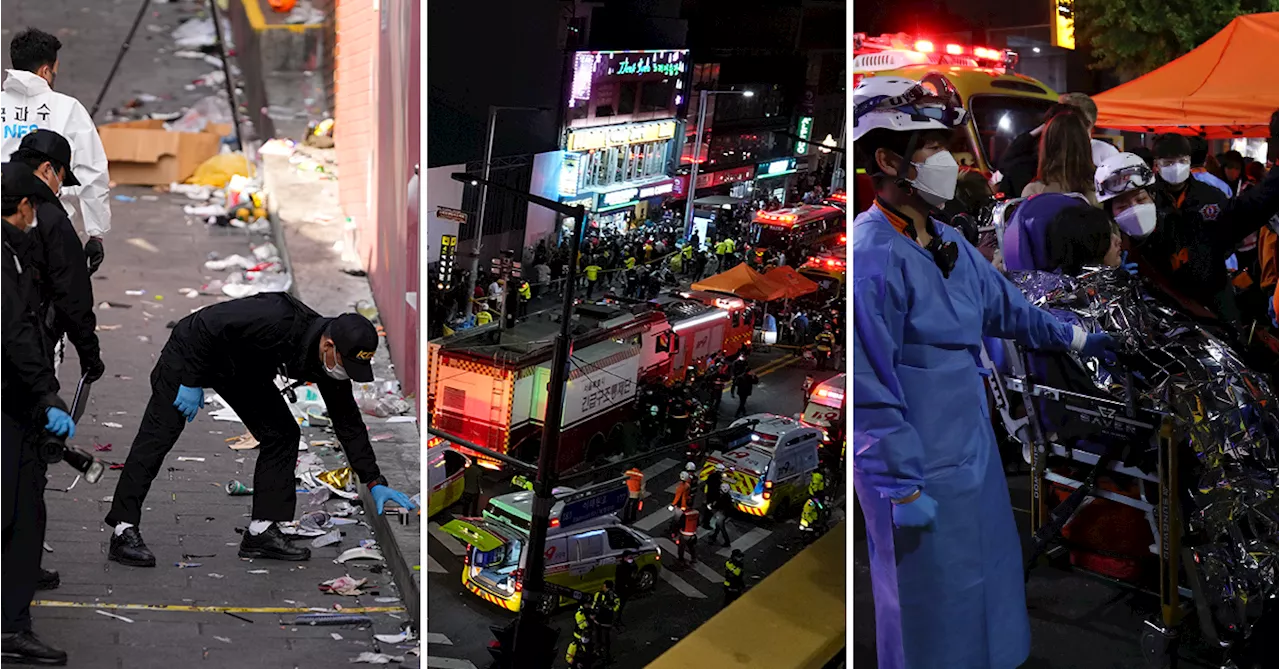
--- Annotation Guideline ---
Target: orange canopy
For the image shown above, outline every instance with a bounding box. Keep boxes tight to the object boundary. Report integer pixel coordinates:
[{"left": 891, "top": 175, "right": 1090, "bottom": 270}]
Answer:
[
  {"left": 764, "top": 265, "right": 820, "bottom": 299},
  {"left": 691, "top": 263, "right": 788, "bottom": 302},
  {"left": 1093, "top": 13, "right": 1278, "bottom": 139}
]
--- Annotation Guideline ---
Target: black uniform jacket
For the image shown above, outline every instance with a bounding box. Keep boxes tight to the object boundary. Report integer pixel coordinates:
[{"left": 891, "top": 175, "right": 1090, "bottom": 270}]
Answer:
[
  {"left": 3, "top": 221, "right": 65, "bottom": 419},
  {"left": 29, "top": 199, "right": 98, "bottom": 365},
  {"left": 161, "top": 292, "right": 382, "bottom": 483}
]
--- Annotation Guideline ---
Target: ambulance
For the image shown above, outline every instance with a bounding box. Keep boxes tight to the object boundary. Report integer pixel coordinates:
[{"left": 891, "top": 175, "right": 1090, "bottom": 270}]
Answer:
[
  {"left": 439, "top": 488, "right": 662, "bottom": 613},
  {"left": 426, "top": 436, "right": 470, "bottom": 518},
  {"left": 699, "top": 414, "right": 822, "bottom": 517},
  {"left": 799, "top": 374, "right": 845, "bottom": 459},
  {"left": 854, "top": 33, "right": 1060, "bottom": 178}
]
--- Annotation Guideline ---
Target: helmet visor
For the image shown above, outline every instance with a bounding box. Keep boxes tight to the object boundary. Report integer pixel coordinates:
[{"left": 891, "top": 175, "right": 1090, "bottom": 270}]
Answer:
[{"left": 1098, "top": 163, "right": 1155, "bottom": 198}]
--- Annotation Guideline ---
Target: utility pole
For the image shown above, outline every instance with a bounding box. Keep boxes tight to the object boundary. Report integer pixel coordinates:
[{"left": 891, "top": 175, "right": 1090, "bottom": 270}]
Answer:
[
  {"left": 682, "top": 90, "right": 754, "bottom": 239},
  {"left": 449, "top": 173, "right": 587, "bottom": 665}
]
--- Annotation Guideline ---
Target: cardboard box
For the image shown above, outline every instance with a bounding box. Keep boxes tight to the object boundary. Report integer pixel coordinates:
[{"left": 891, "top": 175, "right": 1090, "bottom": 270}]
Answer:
[{"left": 97, "top": 120, "right": 233, "bottom": 186}]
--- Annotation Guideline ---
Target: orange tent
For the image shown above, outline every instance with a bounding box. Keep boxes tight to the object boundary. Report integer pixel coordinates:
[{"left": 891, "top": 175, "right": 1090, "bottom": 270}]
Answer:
[
  {"left": 764, "top": 265, "right": 820, "bottom": 299},
  {"left": 691, "top": 263, "right": 788, "bottom": 302},
  {"left": 1093, "top": 13, "right": 1278, "bottom": 138}
]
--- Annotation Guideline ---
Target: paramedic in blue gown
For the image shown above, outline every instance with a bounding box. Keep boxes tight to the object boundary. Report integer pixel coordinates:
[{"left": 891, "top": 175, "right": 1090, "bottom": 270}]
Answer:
[{"left": 850, "top": 77, "right": 1118, "bottom": 669}]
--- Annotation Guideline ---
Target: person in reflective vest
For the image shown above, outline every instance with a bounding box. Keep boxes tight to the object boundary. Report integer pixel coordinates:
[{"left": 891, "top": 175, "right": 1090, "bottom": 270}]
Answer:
[
  {"left": 566, "top": 605, "right": 595, "bottom": 669},
  {"left": 516, "top": 281, "right": 531, "bottom": 317},
  {"left": 678, "top": 504, "right": 701, "bottom": 564},
  {"left": 800, "top": 496, "right": 823, "bottom": 535},
  {"left": 590, "top": 581, "right": 621, "bottom": 660},
  {"left": 809, "top": 471, "right": 826, "bottom": 499},
  {"left": 722, "top": 549, "right": 745, "bottom": 609},
  {"left": 623, "top": 467, "right": 645, "bottom": 524}
]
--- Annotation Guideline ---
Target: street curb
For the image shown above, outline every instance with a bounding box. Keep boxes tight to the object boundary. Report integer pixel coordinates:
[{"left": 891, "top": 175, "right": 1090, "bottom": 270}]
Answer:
[{"left": 261, "top": 176, "right": 421, "bottom": 629}]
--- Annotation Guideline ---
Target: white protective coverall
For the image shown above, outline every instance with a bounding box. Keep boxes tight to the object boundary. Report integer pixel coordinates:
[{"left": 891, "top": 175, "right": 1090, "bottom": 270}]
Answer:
[{"left": 1, "top": 69, "right": 112, "bottom": 238}]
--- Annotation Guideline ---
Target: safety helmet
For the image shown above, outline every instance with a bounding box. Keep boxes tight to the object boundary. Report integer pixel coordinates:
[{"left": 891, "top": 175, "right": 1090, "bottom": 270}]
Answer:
[
  {"left": 685, "top": 462, "right": 696, "bottom": 472},
  {"left": 680, "top": 471, "right": 691, "bottom": 482},
  {"left": 1095, "top": 152, "right": 1156, "bottom": 204},
  {"left": 852, "top": 77, "right": 967, "bottom": 143},
  {"left": 715, "top": 463, "right": 726, "bottom": 472}
]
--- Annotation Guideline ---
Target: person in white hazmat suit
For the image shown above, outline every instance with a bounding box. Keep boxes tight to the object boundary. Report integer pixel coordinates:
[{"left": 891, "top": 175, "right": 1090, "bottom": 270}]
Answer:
[{"left": 1, "top": 28, "right": 111, "bottom": 273}]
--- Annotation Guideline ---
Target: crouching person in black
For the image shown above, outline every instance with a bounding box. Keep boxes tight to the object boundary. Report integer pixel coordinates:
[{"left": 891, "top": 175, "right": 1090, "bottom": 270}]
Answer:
[{"left": 104, "top": 292, "right": 416, "bottom": 567}]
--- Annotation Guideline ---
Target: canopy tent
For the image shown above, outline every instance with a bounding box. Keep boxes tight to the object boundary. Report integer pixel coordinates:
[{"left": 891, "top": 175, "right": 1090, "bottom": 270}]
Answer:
[
  {"left": 764, "top": 265, "right": 820, "bottom": 299},
  {"left": 1093, "top": 13, "right": 1278, "bottom": 139},
  {"left": 691, "top": 263, "right": 788, "bottom": 302}
]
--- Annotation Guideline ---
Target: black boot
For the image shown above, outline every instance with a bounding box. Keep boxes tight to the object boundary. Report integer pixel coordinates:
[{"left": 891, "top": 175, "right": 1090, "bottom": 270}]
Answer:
[
  {"left": 2, "top": 630, "right": 68, "bottom": 666},
  {"left": 36, "top": 568, "right": 59, "bottom": 591},
  {"left": 109, "top": 526, "right": 156, "bottom": 568},
  {"left": 238, "top": 524, "right": 311, "bottom": 561}
]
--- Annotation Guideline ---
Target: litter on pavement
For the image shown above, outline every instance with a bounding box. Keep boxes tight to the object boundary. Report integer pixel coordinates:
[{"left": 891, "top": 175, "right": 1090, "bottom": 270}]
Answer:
[
  {"left": 335, "top": 547, "right": 384, "bottom": 564},
  {"left": 95, "top": 610, "right": 135, "bottom": 624},
  {"left": 318, "top": 576, "right": 367, "bottom": 596},
  {"left": 348, "top": 653, "right": 403, "bottom": 664}
]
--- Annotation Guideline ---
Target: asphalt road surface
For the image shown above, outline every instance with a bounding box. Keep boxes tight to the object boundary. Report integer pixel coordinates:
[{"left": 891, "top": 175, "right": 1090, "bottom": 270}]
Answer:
[{"left": 426, "top": 348, "right": 844, "bottom": 668}]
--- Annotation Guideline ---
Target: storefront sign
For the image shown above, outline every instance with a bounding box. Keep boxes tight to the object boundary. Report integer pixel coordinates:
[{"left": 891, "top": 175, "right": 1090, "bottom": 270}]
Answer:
[
  {"left": 696, "top": 165, "right": 755, "bottom": 190},
  {"left": 1052, "top": 0, "right": 1075, "bottom": 50},
  {"left": 436, "top": 207, "right": 468, "bottom": 223},
  {"left": 758, "top": 158, "right": 797, "bottom": 179},
  {"left": 562, "top": 196, "right": 595, "bottom": 212},
  {"left": 638, "top": 179, "right": 676, "bottom": 200},
  {"left": 795, "top": 116, "right": 814, "bottom": 154},
  {"left": 609, "top": 52, "right": 685, "bottom": 78},
  {"left": 599, "top": 187, "right": 640, "bottom": 209},
  {"left": 560, "top": 154, "right": 581, "bottom": 197},
  {"left": 566, "top": 120, "right": 677, "bottom": 153}
]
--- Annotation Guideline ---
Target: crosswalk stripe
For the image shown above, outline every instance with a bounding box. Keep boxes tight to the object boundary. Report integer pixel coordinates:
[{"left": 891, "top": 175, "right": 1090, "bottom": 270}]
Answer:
[
  {"left": 643, "top": 458, "right": 680, "bottom": 479},
  {"left": 632, "top": 507, "right": 672, "bottom": 532},
  {"left": 426, "top": 657, "right": 477, "bottom": 669},
  {"left": 425, "top": 632, "right": 453, "bottom": 645},
  {"left": 426, "top": 554, "right": 448, "bottom": 574},
  {"left": 717, "top": 527, "right": 771, "bottom": 557},
  {"left": 658, "top": 567, "right": 706, "bottom": 599},
  {"left": 428, "top": 522, "right": 468, "bottom": 556},
  {"left": 654, "top": 538, "right": 723, "bottom": 584}
]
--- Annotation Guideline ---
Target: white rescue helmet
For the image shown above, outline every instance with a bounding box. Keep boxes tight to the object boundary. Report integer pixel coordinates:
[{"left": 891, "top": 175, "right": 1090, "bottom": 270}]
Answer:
[
  {"left": 1095, "top": 152, "right": 1156, "bottom": 204},
  {"left": 680, "top": 471, "right": 691, "bottom": 482},
  {"left": 685, "top": 462, "right": 696, "bottom": 472},
  {"left": 852, "top": 77, "right": 967, "bottom": 143}
]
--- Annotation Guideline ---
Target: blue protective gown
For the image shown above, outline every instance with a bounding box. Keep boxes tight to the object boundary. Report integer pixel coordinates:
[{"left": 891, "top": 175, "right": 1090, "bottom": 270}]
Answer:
[{"left": 852, "top": 203, "right": 1077, "bottom": 669}]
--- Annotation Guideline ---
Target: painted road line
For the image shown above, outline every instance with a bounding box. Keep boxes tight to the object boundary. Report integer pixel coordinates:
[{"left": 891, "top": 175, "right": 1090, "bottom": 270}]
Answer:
[
  {"left": 658, "top": 568, "right": 706, "bottom": 599},
  {"left": 642, "top": 458, "right": 680, "bottom": 479},
  {"left": 32, "top": 600, "right": 404, "bottom": 614},
  {"left": 633, "top": 506, "right": 674, "bottom": 532},
  {"left": 717, "top": 526, "right": 772, "bottom": 557},
  {"left": 428, "top": 522, "right": 468, "bottom": 556},
  {"left": 654, "top": 538, "right": 723, "bottom": 584},
  {"left": 426, "top": 554, "right": 448, "bottom": 574},
  {"left": 425, "top": 632, "right": 453, "bottom": 645},
  {"left": 426, "top": 657, "right": 478, "bottom": 669}
]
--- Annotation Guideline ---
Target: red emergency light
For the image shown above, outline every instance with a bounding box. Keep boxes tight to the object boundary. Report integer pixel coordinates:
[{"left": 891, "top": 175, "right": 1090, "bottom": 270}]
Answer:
[
  {"left": 945, "top": 43, "right": 964, "bottom": 55},
  {"left": 914, "top": 40, "right": 934, "bottom": 53},
  {"left": 756, "top": 210, "right": 798, "bottom": 225},
  {"left": 829, "top": 192, "right": 847, "bottom": 203},
  {"left": 838, "top": 234, "right": 847, "bottom": 244}
]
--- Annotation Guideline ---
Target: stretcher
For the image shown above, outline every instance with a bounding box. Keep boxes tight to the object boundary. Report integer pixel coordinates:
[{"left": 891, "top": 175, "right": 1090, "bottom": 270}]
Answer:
[{"left": 984, "top": 200, "right": 1278, "bottom": 669}]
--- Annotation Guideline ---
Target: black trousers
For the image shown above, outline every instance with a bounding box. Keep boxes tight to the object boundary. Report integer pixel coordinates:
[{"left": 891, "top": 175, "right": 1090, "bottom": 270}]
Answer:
[
  {"left": 735, "top": 395, "right": 749, "bottom": 417},
  {"left": 622, "top": 496, "right": 640, "bottom": 524},
  {"left": 106, "top": 358, "right": 301, "bottom": 527},
  {"left": 2, "top": 411, "right": 47, "bottom": 633}
]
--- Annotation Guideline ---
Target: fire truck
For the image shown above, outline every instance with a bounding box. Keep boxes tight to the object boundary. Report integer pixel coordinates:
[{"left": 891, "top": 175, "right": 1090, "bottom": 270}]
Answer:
[{"left": 853, "top": 33, "right": 1060, "bottom": 177}]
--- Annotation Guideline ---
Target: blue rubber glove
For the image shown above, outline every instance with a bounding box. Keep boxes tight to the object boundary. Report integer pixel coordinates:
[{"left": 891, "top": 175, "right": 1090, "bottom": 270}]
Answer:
[
  {"left": 173, "top": 385, "right": 204, "bottom": 423},
  {"left": 1269, "top": 296, "right": 1276, "bottom": 328},
  {"left": 1120, "top": 251, "right": 1139, "bottom": 276},
  {"left": 891, "top": 491, "right": 938, "bottom": 530},
  {"left": 1081, "top": 332, "right": 1118, "bottom": 366},
  {"left": 44, "top": 407, "right": 75, "bottom": 438},
  {"left": 370, "top": 484, "right": 418, "bottom": 514}
]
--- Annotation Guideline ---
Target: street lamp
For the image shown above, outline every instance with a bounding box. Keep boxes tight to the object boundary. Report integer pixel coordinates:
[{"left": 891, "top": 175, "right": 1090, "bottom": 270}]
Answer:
[
  {"left": 461, "top": 106, "right": 549, "bottom": 321},
  {"left": 684, "top": 89, "right": 754, "bottom": 241}
]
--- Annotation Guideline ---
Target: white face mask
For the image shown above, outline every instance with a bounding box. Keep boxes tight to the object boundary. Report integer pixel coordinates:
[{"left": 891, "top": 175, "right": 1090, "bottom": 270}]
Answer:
[
  {"left": 323, "top": 347, "right": 350, "bottom": 381},
  {"left": 1115, "top": 202, "right": 1158, "bottom": 238},
  {"left": 1159, "top": 163, "right": 1190, "bottom": 185},
  {"left": 908, "top": 151, "right": 960, "bottom": 208}
]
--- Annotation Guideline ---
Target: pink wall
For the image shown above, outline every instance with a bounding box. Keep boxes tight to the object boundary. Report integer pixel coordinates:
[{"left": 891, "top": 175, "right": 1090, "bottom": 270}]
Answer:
[{"left": 334, "top": 1, "right": 420, "bottom": 403}]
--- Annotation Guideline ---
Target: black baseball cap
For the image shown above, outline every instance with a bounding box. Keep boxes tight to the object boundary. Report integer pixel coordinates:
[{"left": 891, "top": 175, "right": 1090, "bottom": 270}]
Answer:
[
  {"left": 2, "top": 161, "right": 60, "bottom": 207},
  {"left": 329, "top": 313, "right": 378, "bottom": 382},
  {"left": 18, "top": 129, "right": 80, "bottom": 186}
]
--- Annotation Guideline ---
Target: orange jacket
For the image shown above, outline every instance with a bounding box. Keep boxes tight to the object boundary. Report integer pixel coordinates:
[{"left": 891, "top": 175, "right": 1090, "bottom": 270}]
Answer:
[
  {"left": 625, "top": 468, "right": 645, "bottom": 497},
  {"left": 672, "top": 481, "right": 691, "bottom": 510},
  {"left": 681, "top": 509, "right": 701, "bottom": 536}
]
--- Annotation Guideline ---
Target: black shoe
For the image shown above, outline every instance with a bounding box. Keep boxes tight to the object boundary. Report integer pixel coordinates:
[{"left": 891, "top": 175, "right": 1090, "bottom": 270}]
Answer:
[
  {"left": 1, "top": 630, "right": 68, "bottom": 666},
  {"left": 238, "top": 524, "right": 311, "bottom": 561},
  {"left": 35, "top": 568, "right": 59, "bottom": 591},
  {"left": 108, "top": 526, "right": 156, "bottom": 568}
]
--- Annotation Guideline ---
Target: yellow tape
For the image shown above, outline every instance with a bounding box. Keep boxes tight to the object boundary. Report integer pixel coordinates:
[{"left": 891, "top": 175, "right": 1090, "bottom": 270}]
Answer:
[{"left": 33, "top": 600, "right": 405, "bottom": 614}]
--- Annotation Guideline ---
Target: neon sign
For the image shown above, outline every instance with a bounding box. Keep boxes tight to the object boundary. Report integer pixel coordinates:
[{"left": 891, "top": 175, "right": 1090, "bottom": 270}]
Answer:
[
  {"left": 1052, "top": 0, "right": 1075, "bottom": 50},
  {"left": 795, "top": 116, "right": 814, "bottom": 154},
  {"left": 610, "top": 54, "right": 683, "bottom": 78}
]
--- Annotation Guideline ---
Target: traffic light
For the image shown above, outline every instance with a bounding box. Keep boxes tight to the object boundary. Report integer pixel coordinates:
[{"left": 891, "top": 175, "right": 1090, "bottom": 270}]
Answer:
[{"left": 486, "top": 621, "right": 516, "bottom": 668}]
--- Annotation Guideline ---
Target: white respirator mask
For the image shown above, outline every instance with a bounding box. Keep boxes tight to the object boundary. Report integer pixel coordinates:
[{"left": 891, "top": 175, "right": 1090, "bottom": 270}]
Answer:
[
  {"left": 908, "top": 151, "right": 960, "bottom": 208},
  {"left": 1159, "top": 163, "right": 1191, "bottom": 185},
  {"left": 1115, "top": 203, "right": 1158, "bottom": 238}
]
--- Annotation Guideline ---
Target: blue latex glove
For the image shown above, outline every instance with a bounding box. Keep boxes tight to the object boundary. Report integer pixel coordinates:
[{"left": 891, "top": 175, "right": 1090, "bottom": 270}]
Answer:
[
  {"left": 1269, "top": 296, "right": 1276, "bottom": 328},
  {"left": 173, "top": 385, "right": 204, "bottom": 423},
  {"left": 891, "top": 491, "right": 938, "bottom": 530},
  {"left": 44, "top": 407, "right": 75, "bottom": 438},
  {"left": 1120, "top": 251, "right": 1139, "bottom": 276},
  {"left": 370, "top": 484, "right": 418, "bottom": 514},
  {"left": 1081, "top": 333, "right": 1119, "bottom": 366}
]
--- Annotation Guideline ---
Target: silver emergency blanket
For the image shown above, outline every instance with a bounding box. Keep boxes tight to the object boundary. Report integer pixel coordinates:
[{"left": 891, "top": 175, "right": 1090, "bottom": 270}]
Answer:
[{"left": 1007, "top": 267, "right": 1278, "bottom": 640}]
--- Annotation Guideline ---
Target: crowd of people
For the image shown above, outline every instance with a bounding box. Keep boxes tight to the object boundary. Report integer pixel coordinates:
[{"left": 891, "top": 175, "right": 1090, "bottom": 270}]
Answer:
[{"left": 851, "top": 75, "right": 1277, "bottom": 669}]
